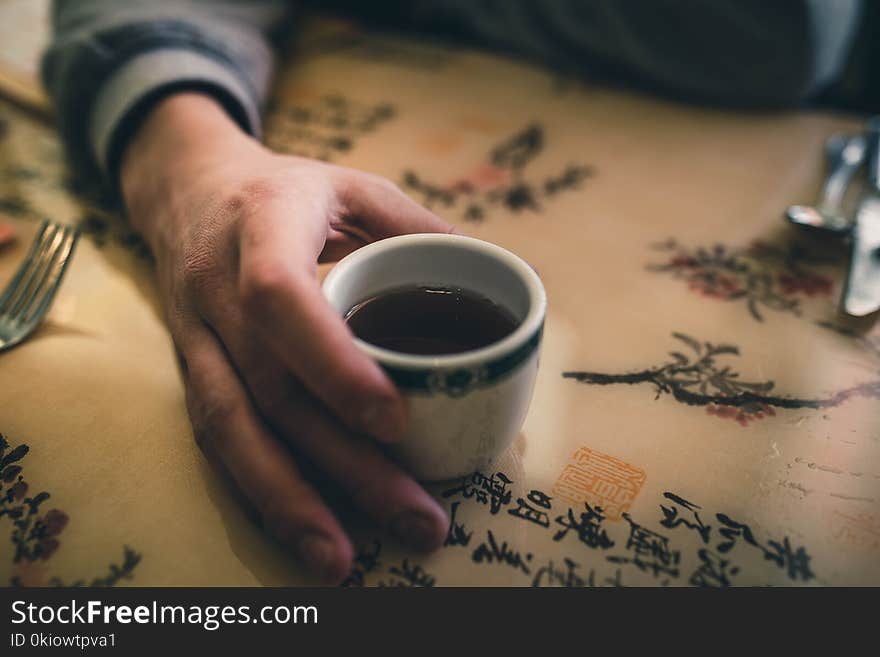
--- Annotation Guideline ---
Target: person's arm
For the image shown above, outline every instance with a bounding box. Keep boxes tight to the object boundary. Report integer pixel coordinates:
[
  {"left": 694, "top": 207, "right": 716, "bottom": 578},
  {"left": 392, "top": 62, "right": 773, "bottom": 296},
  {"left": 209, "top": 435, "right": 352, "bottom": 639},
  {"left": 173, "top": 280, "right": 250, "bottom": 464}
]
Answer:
[
  {"left": 42, "top": 0, "right": 288, "bottom": 179},
  {"left": 406, "top": 0, "right": 863, "bottom": 107},
  {"left": 43, "top": 1, "right": 453, "bottom": 584}
]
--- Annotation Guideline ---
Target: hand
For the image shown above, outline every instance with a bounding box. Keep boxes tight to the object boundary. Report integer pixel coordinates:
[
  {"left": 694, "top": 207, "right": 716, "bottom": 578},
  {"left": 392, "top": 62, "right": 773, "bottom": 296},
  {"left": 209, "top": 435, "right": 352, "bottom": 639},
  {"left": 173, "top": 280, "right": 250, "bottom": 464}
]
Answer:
[{"left": 121, "top": 93, "right": 455, "bottom": 583}]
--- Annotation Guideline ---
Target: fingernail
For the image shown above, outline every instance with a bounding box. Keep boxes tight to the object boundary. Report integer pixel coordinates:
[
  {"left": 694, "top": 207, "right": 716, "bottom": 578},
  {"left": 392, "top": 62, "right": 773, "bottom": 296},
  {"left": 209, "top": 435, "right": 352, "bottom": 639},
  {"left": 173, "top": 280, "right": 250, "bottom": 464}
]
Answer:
[
  {"left": 297, "top": 535, "right": 335, "bottom": 579},
  {"left": 391, "top": 511, "right": 441, "bottom": 551},
  {"left": 361, "top": 401, "right": 405, "bottom": 442}
]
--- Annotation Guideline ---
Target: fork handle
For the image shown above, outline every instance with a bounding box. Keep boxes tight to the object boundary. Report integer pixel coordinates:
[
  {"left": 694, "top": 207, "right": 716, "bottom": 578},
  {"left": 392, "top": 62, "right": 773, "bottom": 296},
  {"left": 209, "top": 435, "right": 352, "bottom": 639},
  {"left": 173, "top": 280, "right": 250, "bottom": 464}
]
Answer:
[{"left": 820, "top": 134, "right": 866, "bottom": 212}]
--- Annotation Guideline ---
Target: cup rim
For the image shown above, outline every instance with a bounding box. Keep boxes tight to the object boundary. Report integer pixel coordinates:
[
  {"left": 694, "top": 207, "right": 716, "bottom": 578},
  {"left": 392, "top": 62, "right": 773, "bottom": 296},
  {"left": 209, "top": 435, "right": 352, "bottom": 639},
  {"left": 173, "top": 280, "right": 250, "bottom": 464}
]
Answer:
[{"left": 322, "top": 233, "right": 546, "bottom": 371}]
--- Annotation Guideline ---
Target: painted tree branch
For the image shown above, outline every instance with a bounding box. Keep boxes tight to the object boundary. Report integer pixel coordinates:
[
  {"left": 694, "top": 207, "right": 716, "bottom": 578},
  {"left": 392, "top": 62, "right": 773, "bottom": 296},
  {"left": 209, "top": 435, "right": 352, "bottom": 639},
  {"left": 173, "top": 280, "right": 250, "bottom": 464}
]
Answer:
[
  {"left": 562, "top": 332, "right": 880, "bottom": 421},
  {"left": 563, "top": 369, "right": 880, "bottom": 410}
]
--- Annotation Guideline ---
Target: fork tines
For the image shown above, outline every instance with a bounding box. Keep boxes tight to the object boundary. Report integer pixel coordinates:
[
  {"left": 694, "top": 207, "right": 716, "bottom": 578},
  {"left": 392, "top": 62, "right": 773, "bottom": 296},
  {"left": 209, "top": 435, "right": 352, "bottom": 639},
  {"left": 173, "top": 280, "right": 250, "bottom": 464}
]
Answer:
[{"left": 0, "top": 220, "right": 78, "bottom": 350}]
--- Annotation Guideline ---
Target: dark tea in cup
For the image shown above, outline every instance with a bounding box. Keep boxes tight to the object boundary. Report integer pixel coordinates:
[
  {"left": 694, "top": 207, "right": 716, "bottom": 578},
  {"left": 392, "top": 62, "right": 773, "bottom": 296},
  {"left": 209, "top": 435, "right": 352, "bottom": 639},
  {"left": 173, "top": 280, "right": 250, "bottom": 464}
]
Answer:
[{"left": 344, "top": 285, "right": 518, "bottom": 355}]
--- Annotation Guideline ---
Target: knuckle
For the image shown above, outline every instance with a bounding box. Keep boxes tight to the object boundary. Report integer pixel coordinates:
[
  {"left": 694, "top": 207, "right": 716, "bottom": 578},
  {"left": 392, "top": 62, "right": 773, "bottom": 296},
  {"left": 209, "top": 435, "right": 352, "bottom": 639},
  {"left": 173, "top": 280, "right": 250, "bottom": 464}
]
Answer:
[
  {"left": 209, "top": 178, "right": 289, "bottom": 241},
  {"left": 227, "top": 179, "right": 284, "bottom": 218},
  {"left": 239, "top": 261, "right": 292, "bottom": 311}
]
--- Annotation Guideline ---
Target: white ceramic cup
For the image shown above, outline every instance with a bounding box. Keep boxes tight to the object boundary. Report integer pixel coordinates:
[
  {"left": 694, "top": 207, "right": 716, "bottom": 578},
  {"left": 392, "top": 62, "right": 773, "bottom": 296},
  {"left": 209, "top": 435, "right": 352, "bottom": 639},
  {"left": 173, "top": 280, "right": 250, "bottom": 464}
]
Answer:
[{"left": 322, "top": 234, "right": 546, "bottom": 481}]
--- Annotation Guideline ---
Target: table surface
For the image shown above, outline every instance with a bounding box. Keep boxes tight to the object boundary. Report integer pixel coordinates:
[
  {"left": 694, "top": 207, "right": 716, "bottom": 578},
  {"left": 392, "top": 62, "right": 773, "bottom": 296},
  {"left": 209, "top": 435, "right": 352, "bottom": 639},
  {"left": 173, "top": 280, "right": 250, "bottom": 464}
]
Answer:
[{"left": 0, "top": 17, "right": 878, "bottom": 587}]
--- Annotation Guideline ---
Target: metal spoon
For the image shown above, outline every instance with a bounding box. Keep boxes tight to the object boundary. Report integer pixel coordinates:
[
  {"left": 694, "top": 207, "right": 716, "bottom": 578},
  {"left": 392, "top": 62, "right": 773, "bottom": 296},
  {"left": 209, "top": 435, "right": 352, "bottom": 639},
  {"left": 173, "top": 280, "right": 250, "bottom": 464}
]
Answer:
[{"left": 786, "top": 133, "right": 866, "bottom": 235}]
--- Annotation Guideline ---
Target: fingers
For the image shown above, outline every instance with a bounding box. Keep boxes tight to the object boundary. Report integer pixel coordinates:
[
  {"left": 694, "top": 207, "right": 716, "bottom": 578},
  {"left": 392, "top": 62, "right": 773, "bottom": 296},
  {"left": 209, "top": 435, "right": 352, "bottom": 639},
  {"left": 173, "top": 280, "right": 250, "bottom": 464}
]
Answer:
[
  {"left": 273, "top": 385, "right": 448, "bottom": 552},
  {"left": 178, "top": 320, "right": 354, "bottom": 583},
  {"left": 337, "top": 170, "right": 460, "bottom": 239},
  {"left": 236, "top": 200, "right": 408, "bottom": 443},
  {"left": 200, "top": 305, "right": 449, "bottom": 552},
  {"left": 231, "top": 168, "right": 459, "bottom": 444}
]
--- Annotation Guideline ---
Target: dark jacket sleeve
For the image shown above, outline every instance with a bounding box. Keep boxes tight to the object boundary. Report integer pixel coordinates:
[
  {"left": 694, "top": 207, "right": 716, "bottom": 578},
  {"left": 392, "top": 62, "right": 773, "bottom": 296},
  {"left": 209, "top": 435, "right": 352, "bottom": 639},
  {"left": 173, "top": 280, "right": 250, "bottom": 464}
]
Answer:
[
  {"left": 41, "top": 0, "right": 292, "bottom": 180},
  {"left": 404, "top": 0, "right": 863, "bottom": 107}
]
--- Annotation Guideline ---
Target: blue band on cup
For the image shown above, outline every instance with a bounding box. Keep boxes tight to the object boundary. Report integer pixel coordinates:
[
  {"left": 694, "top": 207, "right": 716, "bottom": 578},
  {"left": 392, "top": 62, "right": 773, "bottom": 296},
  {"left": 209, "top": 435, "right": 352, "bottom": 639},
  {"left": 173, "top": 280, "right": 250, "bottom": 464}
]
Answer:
[{"left": 381, "top": 323, "right": 543, "bottom": 397}]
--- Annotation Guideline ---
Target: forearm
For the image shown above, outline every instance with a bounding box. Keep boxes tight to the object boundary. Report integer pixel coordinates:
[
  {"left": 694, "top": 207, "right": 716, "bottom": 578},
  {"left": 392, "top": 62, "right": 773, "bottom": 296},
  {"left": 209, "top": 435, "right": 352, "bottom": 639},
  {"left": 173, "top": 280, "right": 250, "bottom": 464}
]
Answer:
[{"left": 42, "top": 0, "right": 292, "bottom": 183}]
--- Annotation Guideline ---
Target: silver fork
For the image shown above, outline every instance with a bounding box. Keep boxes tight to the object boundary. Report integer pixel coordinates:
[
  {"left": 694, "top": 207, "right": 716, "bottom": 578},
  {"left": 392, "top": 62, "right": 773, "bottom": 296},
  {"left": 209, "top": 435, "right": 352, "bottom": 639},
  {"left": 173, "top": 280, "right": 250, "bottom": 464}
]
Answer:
[{"left": 0, "top": 220, "right": 79, "bottom": 352}]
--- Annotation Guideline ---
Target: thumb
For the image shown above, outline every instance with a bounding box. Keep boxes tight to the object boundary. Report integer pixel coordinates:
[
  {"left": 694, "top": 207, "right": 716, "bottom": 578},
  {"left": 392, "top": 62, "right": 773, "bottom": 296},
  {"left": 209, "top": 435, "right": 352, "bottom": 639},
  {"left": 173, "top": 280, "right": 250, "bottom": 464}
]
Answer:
[{"left": 338, "top": 170, "right": 461, "bottom": 239}]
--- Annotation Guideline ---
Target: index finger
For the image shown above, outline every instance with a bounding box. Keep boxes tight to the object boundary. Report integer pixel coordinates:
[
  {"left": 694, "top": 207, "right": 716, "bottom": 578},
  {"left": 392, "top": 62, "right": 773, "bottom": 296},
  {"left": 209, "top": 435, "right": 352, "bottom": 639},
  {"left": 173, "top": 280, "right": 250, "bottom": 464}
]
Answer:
[{"left": 237, "top": 199, "right": 408, "bottom": 443}]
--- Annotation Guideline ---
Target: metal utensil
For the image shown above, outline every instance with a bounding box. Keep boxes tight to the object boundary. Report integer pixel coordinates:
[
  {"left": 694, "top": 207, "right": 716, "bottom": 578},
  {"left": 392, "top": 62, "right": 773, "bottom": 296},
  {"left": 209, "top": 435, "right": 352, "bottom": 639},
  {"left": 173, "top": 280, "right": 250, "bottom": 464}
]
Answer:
[
  {"left": 0, "top": 220, "right": 78, "bottom": 352},
  {"left": 843, "top": 118, "right": 880, "bottom": 316},
  {"left": 786, "top": 133, "right": 866, "bottom": 234}
]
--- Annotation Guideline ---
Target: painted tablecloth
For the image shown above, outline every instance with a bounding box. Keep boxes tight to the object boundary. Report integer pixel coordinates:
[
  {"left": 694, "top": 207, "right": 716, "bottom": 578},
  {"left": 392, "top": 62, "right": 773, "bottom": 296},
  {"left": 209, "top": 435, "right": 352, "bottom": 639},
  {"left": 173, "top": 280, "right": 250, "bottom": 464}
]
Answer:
[{"left": 0, "top": 17, "right": 877, "bottom": 587}]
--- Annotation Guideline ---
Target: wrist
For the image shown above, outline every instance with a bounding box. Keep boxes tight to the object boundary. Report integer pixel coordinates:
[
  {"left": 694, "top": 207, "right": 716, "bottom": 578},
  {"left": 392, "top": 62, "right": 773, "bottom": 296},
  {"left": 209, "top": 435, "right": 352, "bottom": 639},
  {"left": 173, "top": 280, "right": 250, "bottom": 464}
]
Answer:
[{"left": 119, "top": 92, "right": 262, "bottom": 245}]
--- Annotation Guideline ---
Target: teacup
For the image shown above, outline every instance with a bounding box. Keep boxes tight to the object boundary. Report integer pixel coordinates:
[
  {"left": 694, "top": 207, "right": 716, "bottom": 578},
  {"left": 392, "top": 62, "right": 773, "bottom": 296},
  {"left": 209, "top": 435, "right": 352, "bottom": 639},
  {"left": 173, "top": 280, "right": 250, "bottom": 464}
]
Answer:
[{"left": 322, "top": 234, "right": 546, "bottom": 481}]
